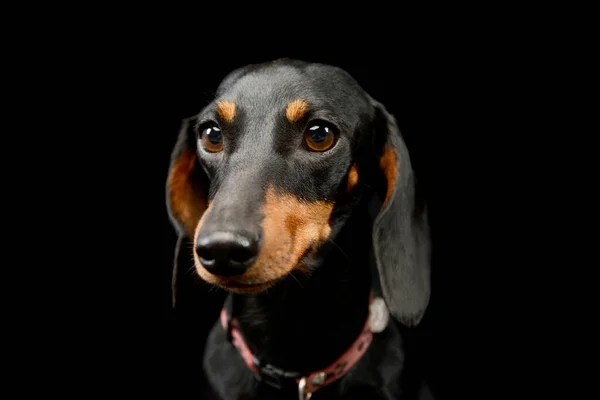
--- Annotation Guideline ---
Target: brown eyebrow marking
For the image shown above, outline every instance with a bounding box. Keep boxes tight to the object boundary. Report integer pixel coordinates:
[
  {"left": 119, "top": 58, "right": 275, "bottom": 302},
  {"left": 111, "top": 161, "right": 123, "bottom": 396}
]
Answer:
[
  {"left": 285, "top": 99, "right": 309, "bottom": 122},
  {"left": 216, "top": 101, "right": 236, "bottom": 122}
]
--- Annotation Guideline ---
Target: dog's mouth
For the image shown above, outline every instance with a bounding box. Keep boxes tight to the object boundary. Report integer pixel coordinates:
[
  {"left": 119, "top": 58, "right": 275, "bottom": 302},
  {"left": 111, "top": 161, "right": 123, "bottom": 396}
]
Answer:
[
  {"left": 219, "top": 278, "right": 280, "bottom": 294},
  {"left": 197, "top": 242, "right": 323, "bottom": 295}
]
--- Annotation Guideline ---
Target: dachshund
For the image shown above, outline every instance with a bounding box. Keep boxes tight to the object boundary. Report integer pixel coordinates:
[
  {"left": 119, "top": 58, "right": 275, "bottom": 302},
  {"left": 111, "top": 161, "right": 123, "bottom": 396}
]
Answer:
[{"left": 166, "top": 59, "right": 432, "bottom": 399}]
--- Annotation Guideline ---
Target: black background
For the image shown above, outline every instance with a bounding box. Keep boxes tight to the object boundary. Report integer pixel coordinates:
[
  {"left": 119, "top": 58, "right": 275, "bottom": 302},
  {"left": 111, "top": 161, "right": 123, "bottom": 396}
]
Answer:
[{"left": 20, "top": 19, "right": 526, "bottom": 398}]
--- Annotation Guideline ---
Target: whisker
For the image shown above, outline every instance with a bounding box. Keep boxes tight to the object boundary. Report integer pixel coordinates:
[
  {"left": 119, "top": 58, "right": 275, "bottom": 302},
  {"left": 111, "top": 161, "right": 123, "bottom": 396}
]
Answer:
[
  {"left": 185, "top": 264, "right": 198, "bottom": 278},
  {"left": 289, "top": 272, "right": 304, "bottom": 288},
  {"left": 327, "top": 238, "right": 351, "bottom": 262}
]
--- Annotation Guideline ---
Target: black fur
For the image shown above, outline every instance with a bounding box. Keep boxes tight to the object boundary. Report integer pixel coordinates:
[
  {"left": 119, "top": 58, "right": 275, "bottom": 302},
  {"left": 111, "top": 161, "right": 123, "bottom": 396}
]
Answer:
[{"left": 166, "top": 59, "right": 432, "bottom": 399}]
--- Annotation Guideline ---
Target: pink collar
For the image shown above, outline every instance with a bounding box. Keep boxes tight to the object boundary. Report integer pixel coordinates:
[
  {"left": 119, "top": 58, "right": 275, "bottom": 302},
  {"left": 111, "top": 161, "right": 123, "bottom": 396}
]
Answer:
[{"left": 220, "top": 302, "right": 374, "bottom": 399}]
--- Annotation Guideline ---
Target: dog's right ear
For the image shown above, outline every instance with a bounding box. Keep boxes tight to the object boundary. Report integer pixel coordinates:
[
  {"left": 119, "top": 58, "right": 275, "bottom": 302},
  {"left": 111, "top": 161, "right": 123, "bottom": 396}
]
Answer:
[
  {"left": 165, "top": 117, "right": 210, "bottom": 308},
  {"left": 166, "top": 117, "right": 208, "bottom": 238}
]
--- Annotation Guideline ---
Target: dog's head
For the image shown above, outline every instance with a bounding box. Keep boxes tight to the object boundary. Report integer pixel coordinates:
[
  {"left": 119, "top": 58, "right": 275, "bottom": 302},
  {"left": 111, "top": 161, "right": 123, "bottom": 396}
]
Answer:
[{"left": 166, "top": 59, "right": 431, "bottom": 326}]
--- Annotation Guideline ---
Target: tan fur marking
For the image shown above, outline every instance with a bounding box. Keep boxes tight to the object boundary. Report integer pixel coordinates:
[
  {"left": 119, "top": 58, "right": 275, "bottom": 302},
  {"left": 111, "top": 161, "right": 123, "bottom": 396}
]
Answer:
[
  {"left": 347, "top": 163, "right": 359, "bottom": 192},
  {"left": 216, "top": 101, "right": 236, "bottom": 122},
  {"left": 167, "top": 150, "right": 207, "bottom": 237},
  {"left": 285, "top": 99, "right": 309, "bottom": 122},
  {"left": 193, "top": 202, "right": 214, "bottom": 248},
  {"left": 380, "top": 145, "right": 398, "bottom": 206},
  {"left": 194, "top": 187, "right": 334, "bottom": 292}
]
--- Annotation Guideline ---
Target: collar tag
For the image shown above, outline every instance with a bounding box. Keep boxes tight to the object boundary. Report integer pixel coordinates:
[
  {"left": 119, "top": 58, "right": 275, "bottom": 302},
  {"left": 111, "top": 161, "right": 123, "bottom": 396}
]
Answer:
[{"left": 298, "top": 377, "right": 313, "bottom": 400}]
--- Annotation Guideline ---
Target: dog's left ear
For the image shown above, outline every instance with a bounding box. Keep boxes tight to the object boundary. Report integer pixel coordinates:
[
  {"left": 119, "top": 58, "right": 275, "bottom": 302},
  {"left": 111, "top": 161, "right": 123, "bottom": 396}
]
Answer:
[{"left": 369, "top": 98, "right": 432, "bottom": 327}]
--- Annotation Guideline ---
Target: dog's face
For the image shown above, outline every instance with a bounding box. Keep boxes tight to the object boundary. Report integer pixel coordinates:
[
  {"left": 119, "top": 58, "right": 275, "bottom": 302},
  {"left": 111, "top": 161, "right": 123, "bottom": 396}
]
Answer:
[
  {"left": 167, "top": 59, "right": 431, "bottom": 326},
  {"left": 189, "top": 62, "right": 374, "bottom": 293}
]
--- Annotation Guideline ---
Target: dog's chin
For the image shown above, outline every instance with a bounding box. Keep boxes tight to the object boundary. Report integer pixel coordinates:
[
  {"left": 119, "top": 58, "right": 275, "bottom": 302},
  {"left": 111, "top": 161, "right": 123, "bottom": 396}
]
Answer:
[
  {"left": 220, "top": 280, "right": 278, "bottom": 294},
  {"left": 196, "top": 266, "right": 285, "bottom": 294}
]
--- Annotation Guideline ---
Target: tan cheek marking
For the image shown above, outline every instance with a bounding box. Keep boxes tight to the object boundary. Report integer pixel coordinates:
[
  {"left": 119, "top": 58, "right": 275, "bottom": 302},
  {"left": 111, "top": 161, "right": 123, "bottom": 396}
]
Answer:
[
  {"left": 285, "top": 214, "right": 301, "bottom": 243},
  {"left": 380, "top": 144, "right": 398, "bottom": 206},
  {"left": 167, "top": 150, "right": 207, "bottom": 237},
  {"left": 246, "top": 188, "right": 334, "bottom": 281},
  {"left": 285, "top": 99, "right": 309, "bottom": 122},
  {"left": 347, "top": 163, "right": 359, "bottom": 192},
  {"left": 193, "top": 188, "right": 334, "bottom": 287},
  {"left": 216, "top": 101, "right": 236, "bottom": 122}
]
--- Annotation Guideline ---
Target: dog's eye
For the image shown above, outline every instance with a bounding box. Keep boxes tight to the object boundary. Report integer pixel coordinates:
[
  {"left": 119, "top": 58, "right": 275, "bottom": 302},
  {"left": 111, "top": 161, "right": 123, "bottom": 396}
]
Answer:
[
  {"left": 200, "top": 125, "right": 223, "bottom": 153},
  {"left": 304, "top": 122, "right": 337, "bottom": 152}
]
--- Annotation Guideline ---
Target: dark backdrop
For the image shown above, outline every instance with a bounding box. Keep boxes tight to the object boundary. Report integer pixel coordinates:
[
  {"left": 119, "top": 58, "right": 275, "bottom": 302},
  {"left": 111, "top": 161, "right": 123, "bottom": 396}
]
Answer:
[{"left": 36, "top": 27, "right": 513, "bottom": 398}]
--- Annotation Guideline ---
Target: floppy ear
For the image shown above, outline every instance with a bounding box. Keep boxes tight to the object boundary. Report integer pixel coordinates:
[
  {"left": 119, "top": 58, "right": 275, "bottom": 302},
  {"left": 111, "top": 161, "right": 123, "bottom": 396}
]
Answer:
[
  {"left": 165, "top": 117, "right": 210, "bottom": 308},
  {"left": 370, "top": 99, "right": 432, "bottom": 327}
]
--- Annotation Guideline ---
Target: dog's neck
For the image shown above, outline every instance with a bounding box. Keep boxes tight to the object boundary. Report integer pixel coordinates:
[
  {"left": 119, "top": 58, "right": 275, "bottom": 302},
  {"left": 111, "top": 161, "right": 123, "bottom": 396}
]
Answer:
[{"left": 231, "top": 204, "right": 374, "bottom": 373}]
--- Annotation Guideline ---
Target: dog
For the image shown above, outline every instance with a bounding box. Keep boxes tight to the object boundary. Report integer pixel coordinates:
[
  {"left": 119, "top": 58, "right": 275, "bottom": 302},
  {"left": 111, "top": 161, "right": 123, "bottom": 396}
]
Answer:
[{"left": 166, "top": 59, "right": 432, "bottom": 399}]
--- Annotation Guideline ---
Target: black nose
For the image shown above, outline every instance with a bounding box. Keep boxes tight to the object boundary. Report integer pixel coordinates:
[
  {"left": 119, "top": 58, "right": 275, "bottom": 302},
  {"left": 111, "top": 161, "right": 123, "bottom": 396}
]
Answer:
[{"left": 195, "top": 231, "right": 260, "bottom": 276}]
